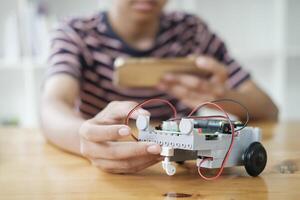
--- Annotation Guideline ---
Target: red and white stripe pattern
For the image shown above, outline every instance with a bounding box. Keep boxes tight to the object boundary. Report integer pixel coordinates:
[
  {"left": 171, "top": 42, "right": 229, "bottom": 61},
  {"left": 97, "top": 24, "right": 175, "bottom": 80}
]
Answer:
[{"left": 47, "top": 12, "right": 250, "bottom": 119}]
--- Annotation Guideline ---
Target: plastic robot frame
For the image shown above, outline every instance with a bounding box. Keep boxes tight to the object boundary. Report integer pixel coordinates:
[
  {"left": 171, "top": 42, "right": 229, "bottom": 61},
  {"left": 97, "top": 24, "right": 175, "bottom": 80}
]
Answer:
[{"left": 126, "top": 99, "right": 267, "bottom": 180}]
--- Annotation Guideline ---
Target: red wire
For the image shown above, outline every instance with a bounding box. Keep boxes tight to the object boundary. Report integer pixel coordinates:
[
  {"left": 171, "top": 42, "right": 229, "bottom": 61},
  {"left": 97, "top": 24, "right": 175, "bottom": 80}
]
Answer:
[
  {"left": 187, "top": 102, "right": 235, "bottom": 181},
  {"left": 125, "top": 99, "right": 235, "bottom": 181},
  {"left": 125, "top": 98, "right": 177, "bottom": 141}
]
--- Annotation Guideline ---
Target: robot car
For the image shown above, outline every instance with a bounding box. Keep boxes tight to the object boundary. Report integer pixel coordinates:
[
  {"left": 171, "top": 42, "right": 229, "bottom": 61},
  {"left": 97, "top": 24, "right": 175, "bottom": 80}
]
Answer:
[{"left": 135, "top": 115, "right": 267, "bottom": 178}]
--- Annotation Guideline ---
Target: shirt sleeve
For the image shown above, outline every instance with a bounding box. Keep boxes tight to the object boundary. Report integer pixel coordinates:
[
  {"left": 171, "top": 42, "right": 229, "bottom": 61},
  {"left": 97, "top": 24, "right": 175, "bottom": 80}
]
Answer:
[
  {"left": 190, "top": 15, "right": 251, "bottom": 89},
  {"left": 46, "top": 21, "right": 85, "bottom": 80}
]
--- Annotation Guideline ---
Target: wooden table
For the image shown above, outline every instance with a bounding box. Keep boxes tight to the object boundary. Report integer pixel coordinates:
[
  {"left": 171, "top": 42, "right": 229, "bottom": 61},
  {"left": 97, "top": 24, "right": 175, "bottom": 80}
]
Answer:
[{"left": 0, "top": 122, "right": 299, "bottom": 200}]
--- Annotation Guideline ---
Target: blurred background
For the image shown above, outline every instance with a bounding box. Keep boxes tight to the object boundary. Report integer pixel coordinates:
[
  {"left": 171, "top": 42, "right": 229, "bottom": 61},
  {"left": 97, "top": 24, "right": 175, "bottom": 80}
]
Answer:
[{"left": 0, "top": 0, "right": 299, "bottom": 127}]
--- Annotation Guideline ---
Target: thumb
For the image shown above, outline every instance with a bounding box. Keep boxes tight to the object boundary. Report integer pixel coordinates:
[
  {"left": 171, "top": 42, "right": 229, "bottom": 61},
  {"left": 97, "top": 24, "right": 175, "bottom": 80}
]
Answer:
[
  {"left": 196, "top": 56, "right": 227, "bottom": 83},
  {"left": 196, "top": 56, "right": 214, "bottom": 72}
]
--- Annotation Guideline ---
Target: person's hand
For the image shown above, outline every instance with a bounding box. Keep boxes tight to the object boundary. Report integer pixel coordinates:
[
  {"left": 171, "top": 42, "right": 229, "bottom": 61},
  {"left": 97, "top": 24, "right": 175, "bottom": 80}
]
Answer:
[
  {"left": 158, "top": 56, "right": 229, "bottom": 108},
  {"left": 78, "top": 101, "right": 162, "bottom": 174}
]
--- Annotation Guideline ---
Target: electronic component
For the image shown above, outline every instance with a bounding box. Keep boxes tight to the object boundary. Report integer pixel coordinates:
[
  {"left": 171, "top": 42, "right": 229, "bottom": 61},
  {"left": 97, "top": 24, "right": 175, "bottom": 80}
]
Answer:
[{"left": 126, "top": 98, "right": 267, "bottom": 180}]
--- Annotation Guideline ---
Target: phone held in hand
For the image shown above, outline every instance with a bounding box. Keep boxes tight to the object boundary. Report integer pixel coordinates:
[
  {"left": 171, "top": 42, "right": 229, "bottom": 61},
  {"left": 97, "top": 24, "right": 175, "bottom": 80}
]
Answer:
[{"left": 113, "top": 57, "right": 211, "bottom": 88}]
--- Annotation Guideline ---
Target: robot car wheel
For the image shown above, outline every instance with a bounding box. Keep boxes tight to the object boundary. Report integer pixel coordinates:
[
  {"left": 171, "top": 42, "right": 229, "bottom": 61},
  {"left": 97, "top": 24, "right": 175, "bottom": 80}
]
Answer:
[{"left": 243, "top": 142, "right": 267, "bottom": 177}]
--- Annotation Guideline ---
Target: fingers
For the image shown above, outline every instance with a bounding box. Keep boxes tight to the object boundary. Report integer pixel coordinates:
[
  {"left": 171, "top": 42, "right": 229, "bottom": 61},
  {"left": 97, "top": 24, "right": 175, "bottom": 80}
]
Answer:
[
  {"left": 79, "top": 121, "right": 131, "bottom": 142},
  {"left": 195, "top": 56, "right": 228, "bottom": 83},
  {"left": 161, "top": 80, "right": 224, "bottom": 103},
  {"left": 180, "top": 95, "right": 214, "bottom": 108},
  {"left": 196, "top": 56, "right": 222, "bottom": 74},
  {"left": 160, "top": 83, "right": 189, "bottom": 100},
  {"left": 159, "top": 73, "right": 212, "bottom": 98},
  {"left": 161, "top": 73, "right": 209, "bottom": 92},
  {"left": 105, "top": 142, "right": 161, "bottom": 159},
  {"left": 80, "top": 140, "right": 161, "bottom": 160},
  {"left": 161, "top": 84, "right": 214, "bottom": 107},
  {"left": 91, "top": 155, "right": 162, "bottom": 174},
  {"left": 158, "top": 72, "right": 223, "bottom": 108},
  {"left": 158, "top": 56, "right": 230, "bottom": 101}
]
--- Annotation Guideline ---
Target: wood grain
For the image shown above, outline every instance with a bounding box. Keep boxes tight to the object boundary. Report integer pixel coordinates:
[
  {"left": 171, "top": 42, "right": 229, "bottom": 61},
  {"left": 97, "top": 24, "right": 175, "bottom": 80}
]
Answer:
[{"left": 0, "top": 122, "right": 300, "bottom": 200}]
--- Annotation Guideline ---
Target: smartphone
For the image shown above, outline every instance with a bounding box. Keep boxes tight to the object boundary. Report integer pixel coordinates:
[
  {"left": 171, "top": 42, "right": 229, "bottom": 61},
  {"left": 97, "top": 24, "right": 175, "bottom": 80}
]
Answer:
[{"left": 113, "top": 57, "right": 211, "bottom": 88}]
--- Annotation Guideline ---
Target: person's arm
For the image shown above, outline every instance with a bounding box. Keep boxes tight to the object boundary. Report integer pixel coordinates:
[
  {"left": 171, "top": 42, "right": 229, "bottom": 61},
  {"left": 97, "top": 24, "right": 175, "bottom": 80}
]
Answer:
[
  {"left": 158, "top": 15, "right": 277, "bottom": 121},
  {"left": 219, "top": 80, "right": 278, "bottom": 121},
  {"left": 41, "top": 74, "right": 84, "bottom": 154},
  {"left": 41, "top": 74, "right": 162, "bottom": 173},
  {"left": 158, "top": 56, "right": 279, "bottom": 121}
]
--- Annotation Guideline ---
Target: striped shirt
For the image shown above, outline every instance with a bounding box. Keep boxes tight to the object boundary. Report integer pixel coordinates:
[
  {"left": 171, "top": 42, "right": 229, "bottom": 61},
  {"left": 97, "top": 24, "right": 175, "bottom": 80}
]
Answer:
[{"left": 47, "top": 11, "right": 250, "bottom": 119}]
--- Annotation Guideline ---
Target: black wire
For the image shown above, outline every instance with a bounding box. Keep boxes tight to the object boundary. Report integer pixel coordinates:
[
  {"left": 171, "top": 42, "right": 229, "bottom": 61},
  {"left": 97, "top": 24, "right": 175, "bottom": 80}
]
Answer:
[
  {"left": 211, "top": 98, "right": 250, "bottom": 131},
  {"left": 167, "top": 99, "right": 250, "bottom": 132}
]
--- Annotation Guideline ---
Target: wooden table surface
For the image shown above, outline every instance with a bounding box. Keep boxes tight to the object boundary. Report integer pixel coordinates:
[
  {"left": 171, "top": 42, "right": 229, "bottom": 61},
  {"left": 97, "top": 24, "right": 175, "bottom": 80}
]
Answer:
[{"left": 0, "top": 122, "right": 300, "bottom": 200}]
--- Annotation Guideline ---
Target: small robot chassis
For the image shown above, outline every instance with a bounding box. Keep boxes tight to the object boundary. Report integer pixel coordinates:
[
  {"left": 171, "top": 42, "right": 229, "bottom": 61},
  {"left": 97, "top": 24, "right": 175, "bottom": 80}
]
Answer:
[{"left": 135, "top": 115, "right": 267, "bottom": 178}]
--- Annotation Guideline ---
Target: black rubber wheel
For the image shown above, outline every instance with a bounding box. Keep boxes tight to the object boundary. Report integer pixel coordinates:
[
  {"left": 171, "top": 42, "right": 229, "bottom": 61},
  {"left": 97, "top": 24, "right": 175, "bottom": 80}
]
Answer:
[{"left": 243, "top": 142, "right": 267, "bottom": 177}]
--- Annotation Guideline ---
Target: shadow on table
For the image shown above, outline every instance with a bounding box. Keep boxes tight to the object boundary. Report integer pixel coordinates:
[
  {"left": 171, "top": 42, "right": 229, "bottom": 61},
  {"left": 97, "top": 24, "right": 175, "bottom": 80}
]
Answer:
[{"left": 100, "top": 161, "right": 268, "bottom": 199}]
